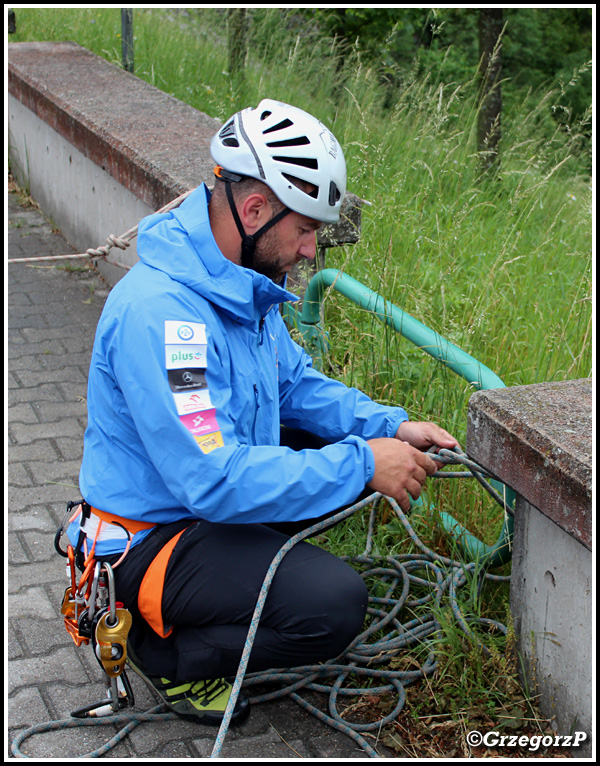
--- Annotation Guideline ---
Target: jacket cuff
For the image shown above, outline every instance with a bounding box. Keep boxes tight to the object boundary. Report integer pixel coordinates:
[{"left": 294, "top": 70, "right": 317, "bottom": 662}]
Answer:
[{"left": 386, "top": 410, "right": 409, "bottom": 438}]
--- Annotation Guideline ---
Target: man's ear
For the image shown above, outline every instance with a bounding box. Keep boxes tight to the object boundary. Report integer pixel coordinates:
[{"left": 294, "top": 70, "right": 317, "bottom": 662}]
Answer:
[{"left": 239, "top": 193, "right": 271, "bottom": 233}]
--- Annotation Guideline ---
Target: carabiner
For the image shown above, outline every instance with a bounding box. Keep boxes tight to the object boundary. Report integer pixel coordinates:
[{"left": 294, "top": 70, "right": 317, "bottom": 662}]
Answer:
[{"left": 100, "top": 562, "right": 117, "bottom": 627}]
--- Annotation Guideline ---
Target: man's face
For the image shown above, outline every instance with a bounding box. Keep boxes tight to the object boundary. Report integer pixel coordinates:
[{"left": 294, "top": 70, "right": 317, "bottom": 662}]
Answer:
[{"left": 251, "top": 210, "right": 321, "bottom": 283}]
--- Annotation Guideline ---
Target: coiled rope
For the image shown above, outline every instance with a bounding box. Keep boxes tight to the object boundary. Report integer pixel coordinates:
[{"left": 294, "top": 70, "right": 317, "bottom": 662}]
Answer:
[
  {"left": 11, "top": 447, "right": 511, "bottom": 759},
  {"left": 211, "top": 446, "right": 511, "bottom": 758}
]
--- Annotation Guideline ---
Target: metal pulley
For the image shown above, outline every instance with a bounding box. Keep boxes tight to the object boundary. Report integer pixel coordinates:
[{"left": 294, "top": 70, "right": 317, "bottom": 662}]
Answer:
[
  {"left": 94, "top": 607, "right": 132, "bottom": 677},
  {"left": 92, "top": 562, "right": 132, "bottom": 677}
]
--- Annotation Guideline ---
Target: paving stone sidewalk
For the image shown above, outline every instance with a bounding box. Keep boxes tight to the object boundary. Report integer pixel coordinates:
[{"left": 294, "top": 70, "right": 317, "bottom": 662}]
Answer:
[{"left": 7, "top": 190, "right": 381, "bottom": 760}]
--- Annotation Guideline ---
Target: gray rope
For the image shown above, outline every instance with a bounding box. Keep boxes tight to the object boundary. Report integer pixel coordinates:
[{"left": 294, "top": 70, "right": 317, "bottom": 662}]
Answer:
[
  {"left": 8, "top": 189, "right": 193, "bottom": 269},
  {"left": 12, "top": 447, "right": 510, "bottom": 759},
  {"left": 11, "top": 705, "right": 178, "bottom": 758},
  {"left": 211, "top": 446, "right": 510, "bottom": 758}
]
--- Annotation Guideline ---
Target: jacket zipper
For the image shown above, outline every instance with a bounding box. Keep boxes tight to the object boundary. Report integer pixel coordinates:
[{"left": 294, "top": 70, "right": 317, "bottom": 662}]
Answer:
[
  {"left": 251, "top": 384, "right": 260, "bottom": 446},
  {"left": 253, "top": 314, "right": 276, "bottom": 445}
]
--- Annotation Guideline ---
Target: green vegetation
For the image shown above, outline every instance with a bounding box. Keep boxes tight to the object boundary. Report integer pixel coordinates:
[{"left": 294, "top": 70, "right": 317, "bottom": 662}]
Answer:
[
  {"left": 10, "top": 7, "right": 592, "bottom": 756},
  {"left": 10, "top": 8, "right": 591, "bottom": 423}
]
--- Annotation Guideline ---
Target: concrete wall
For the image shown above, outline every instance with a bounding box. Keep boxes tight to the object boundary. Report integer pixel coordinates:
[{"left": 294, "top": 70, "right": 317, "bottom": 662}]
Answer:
[
  {"left": 510, "top": 497, "right": 592, "bottom": 740},
  {"left": 467, "top": 379, "right": 593, "bottom": 757},
  {"left": 8, "top": 94, "right": 153, "bottom": 284},
  {"left": 8, "top": 41, "right": 221, "bottom": 285},
  {"left": 8, "top": 40, "right": 362, "bottom": 289}
]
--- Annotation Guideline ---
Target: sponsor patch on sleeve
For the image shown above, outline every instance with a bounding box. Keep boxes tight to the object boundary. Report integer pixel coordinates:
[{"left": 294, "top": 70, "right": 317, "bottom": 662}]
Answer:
[
  {"left": 166, "top": 345, "right": 208, "bottom": 370},
  {"left": 165, "top": 321, "right": 224, "bottom": 451},
  {"left": 165, "top": 320, "right": 207, "bottom": 345},
  {"left": 167, "top": 368, "right": 208, "bottom": 394},
  {"left": 195, "top": 431, "right": 225, "bottom": 454}
]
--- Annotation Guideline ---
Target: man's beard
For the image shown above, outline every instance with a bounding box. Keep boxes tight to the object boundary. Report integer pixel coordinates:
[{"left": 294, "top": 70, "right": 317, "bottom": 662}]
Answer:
[{"left": 249, "top": 226, "right": 287, "bottom": 284}]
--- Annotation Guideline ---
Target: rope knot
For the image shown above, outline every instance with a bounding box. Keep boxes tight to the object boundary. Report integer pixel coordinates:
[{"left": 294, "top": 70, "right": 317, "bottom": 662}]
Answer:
[
  {"left": 107, "top": 234, "right": 130, "bottom": 251},
  {"left": 86, "top": 235, "right": 131, "bottom": 259}
]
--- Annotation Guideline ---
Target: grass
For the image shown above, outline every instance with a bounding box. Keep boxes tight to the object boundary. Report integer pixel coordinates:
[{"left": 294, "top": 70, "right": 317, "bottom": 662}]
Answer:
[{"left": 9, "top": 7, "right": 592, "bottom": 757}]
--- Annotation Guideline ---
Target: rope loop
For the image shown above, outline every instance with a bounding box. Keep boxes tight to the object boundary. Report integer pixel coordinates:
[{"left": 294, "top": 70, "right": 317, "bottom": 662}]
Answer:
[{"left": 11, "top": 705, "right": 178, "bottom": 759}]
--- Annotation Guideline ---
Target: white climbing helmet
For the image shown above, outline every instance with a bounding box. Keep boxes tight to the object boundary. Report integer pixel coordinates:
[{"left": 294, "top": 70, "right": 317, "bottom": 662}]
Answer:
[{"left": 210, "top": 99, "right": 346, "bottom": 223}]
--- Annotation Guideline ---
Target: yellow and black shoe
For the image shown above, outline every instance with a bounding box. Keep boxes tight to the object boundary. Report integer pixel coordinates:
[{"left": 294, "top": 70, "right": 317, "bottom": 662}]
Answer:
[{"left": 126, "top": 644, "right": 250, "bottom": 726}]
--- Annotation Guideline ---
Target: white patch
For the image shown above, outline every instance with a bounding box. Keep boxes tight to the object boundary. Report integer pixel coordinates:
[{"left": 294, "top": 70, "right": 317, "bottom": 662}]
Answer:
[
  {"left": 165, "top": 344, "right": 208, "bottom": 370},
  {"left": 164, "top": 320, "right": 207, "bottom": 345},
  {"left": 172, "top": 388, "right": 213, "bottom": 416}
]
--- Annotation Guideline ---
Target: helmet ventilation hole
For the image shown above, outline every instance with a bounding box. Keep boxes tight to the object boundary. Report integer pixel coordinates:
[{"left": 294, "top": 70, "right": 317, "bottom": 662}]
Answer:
[
  {"left": 263, "top": 118, "right": 294, "bottom": 134},
  {"left": 275, "top": 156, "right": 319, "bottom": 170},
  {"left": 219, "top": 120, "right": 239, "bottom": 147},
  {"left": 266, "top": 136, "right": 310, "bottom": 148},
  {"left": 283, "top": 174, "right": 319, "bottom": 199}
]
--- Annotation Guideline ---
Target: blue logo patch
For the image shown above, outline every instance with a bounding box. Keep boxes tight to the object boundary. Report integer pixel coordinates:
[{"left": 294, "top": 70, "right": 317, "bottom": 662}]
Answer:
[{"left": 177, "top": 324, "right": 194, "bottom": 341}]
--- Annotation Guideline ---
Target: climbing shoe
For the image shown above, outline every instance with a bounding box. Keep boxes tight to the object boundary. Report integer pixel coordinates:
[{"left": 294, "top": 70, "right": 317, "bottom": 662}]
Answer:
[{"left": 126, "top": 644, "right": 250, "bottom": 726}]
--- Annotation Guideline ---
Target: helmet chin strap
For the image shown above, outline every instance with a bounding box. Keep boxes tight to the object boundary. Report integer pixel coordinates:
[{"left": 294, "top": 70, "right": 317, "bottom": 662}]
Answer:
[{"left": 223, "top": 179, "right": 290, "bottom": 270}]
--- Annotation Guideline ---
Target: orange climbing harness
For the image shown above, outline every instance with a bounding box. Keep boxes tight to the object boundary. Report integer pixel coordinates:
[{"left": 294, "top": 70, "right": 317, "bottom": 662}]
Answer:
[
  {"left": 56, "top": 501, "right": 189, "bottom": 649},
  {"left": 55, "top": 500, "right": 180, "bottom": 717},
  {"left": 137, "top": 527, "right": 190, "bottom": 638}
]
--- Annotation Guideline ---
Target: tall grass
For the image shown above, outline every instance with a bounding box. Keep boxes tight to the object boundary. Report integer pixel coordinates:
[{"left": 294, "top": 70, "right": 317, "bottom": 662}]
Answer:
[{"left": 324, "top": 77, "right": 592, "bottom": 424}]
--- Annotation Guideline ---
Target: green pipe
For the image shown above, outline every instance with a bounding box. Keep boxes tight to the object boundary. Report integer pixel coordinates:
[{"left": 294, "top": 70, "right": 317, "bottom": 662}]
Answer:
[
  {"left": 284, "top": 268, "right": 514, "bottom": 568},
  {"left": 437, "top": 510, "right": 513, "bottom": 566},
  {"left": 297, "top": 269, "right": 505, "bottom": 390}
]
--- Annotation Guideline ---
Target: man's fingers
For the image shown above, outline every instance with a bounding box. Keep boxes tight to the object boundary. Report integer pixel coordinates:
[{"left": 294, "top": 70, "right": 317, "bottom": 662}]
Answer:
[
  {"left": 397, "top": 491, "right": 411, "bottom": 513},
  {"left": 395, "top": 420, "right": 459, "bottom": 451},
  {"left": 406, "top": 477, "right": 424, "bottom": 501},
  {"left": 414, "top": 450, "right": 439, "bottom": 476},
  {"left": 400, "top": 441, "right": 438, "bottom": 476},
  {"left": 367, "top": 437, "right": 437, "bottom": 506}
]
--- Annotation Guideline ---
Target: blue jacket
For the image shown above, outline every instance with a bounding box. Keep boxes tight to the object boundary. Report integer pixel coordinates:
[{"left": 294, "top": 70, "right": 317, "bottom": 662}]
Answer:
[{"left": 72, "top": 185, "right": 408, "bottom": 555}]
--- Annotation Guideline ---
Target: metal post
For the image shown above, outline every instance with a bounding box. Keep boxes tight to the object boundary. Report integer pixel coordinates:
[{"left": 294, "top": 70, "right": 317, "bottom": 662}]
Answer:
[{"left": 121, "top": 8, "right": 134, "bottom": 73}]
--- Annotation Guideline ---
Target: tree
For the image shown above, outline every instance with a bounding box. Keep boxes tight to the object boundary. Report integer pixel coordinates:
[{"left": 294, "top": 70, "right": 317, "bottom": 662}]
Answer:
[
  {"left": 227, "top": 9, "right": 248, "bottom": 83},
  {"left": 476, "top": 9, "right": 503, "bottom": 174}
]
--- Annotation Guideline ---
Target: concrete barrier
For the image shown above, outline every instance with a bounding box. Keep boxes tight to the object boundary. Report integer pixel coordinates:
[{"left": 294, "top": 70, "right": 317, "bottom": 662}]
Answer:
[
  {"left": 8, "top": 40, "right": 221, "bottom": 285},
  {"left": 467, "top": 379, "right": 593, "bottom": 756},
  {"left": 8, "top": 40, "right": 362, "bottom": 288}
]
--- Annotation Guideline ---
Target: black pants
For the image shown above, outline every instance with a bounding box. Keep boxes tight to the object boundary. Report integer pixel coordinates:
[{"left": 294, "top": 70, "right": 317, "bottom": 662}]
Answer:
[{"left": 104, "top": 428, "right": 370, "bottom": 683}]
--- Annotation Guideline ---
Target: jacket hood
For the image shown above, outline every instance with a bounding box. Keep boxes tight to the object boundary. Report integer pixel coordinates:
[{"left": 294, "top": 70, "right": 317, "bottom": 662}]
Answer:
[{"left": 136, "top": 184, "right": 298, "bottom": 323}]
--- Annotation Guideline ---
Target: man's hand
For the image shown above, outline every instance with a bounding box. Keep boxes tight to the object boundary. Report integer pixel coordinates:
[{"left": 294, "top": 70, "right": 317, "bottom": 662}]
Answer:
[
  {"left": 366, "top": 438, "right": 438, "bottom": 512},
  {"left": 394, "top": 420, "right": 458, "bottom": 452},
  {"left": 366, "top": 421, "right": 458, "bottom": 512}
]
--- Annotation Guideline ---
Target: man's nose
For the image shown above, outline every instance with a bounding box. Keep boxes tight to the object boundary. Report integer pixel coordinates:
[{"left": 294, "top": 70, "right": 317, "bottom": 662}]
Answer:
[{"left": 299, "top": 233, "right": 317, "bottom": 260}]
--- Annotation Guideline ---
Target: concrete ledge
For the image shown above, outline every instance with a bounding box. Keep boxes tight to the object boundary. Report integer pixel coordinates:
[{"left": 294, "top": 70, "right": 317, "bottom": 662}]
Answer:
[
  {"left": 8, "top": 41, "right": 221, "bottom": 211},
  {"left": 8, "top": 41, "right": 222, "bottom": 283},
  {"left": 466, "top": 379, "right": 593, "bottom": 754},
  {"left": 466, "top": 379, "right": 592, "bottom": 550}
]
